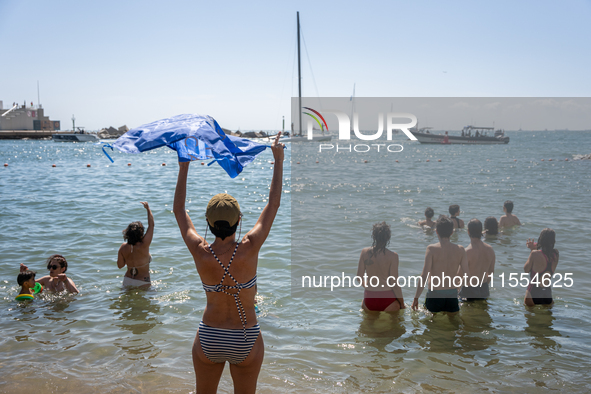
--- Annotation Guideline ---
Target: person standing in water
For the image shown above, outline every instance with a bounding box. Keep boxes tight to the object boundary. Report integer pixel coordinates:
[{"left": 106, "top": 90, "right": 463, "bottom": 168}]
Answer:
[
  {"left": 524, "top": 228, "right": 559, "bottom": 307},
  {"left": 459, "top": 219, "right": 495, "bottom": 301},
  {"left": 174, "top": 133, "right": 284, "bottom": 393},
  {"left": 412, "top": 216, "right": 469, "bottom": 313},
  {"left": 483, "top": 216, "right": 499, "bottom": 236},
  {"left": 449, "top": 204, "right": 464, "bottom": 229},
  {"left": 117, "top": 201, "right": 154, "bottom": 288},
  {"left": 418, "top": 207, "right": 436, "bottom": 229},
  {"left": 356, "top": 222, "right": 405, "bottom": 312},
  {"left": 499, "top": 200, "right": 521, "bottom": 227}
]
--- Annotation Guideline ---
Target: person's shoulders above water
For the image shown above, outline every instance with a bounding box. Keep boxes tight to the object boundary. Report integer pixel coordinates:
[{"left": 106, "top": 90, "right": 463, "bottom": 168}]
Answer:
[
  {"left": 418, "top": 220, "right": 435, "bottom": 228},
  {"left": 36, "top": 275, "right": 51, "bottom": 285},
  {"left": 499, "top": 214, "right": 521, "bottom": 227},
  {"left": 426, "top": 242, "right": 442, "bottom": 251}
]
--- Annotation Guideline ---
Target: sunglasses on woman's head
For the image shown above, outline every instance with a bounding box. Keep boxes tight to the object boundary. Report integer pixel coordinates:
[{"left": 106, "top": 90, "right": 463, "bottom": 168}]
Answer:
[{"left": 48, "top": 265, "right": 59, "bottom": 270}]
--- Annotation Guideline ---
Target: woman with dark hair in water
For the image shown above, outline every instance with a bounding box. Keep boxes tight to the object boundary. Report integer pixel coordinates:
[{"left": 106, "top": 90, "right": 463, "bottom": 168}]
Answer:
[
  {"left": 174, "top": 133, "right": 284, "bottom": 393},
  {"left": 117, "top": 201, "right": 154, "bottom": 287},
  {"left": 483, "top": 216, "right": 499, "bottom": 236},
  {"left": 356, "top": 222, "right": 405, "bottom": 312},
  {"left": 524, "top": 228, "right": 559, "bottom": 306}
]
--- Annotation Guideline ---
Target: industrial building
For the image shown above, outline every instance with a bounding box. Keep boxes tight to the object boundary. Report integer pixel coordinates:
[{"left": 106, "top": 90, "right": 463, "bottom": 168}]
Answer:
[{"left": 0, "top": 101, "right": 60, "bottom": 131}]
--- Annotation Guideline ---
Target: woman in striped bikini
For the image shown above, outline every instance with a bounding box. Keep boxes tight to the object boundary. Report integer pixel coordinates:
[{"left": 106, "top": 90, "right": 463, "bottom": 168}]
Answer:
[{"left": 174, "top": 133, "right": 284, "bottom": 393}]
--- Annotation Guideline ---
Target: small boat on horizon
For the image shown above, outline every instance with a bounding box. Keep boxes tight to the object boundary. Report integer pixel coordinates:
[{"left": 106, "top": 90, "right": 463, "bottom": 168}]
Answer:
[{"left": 413, "top": 126, "right": 509, "bottom": 144}]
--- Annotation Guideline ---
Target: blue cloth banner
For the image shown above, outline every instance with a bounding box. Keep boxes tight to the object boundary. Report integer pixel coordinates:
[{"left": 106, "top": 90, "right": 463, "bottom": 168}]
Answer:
[{"left": 112, "top": 114, "right": 268, "bottom": 178}]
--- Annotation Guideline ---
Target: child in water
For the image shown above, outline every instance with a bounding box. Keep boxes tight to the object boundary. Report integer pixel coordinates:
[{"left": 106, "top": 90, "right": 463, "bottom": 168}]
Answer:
[{"left": 16, "top": 270, "right": 37, "bottom": 299}]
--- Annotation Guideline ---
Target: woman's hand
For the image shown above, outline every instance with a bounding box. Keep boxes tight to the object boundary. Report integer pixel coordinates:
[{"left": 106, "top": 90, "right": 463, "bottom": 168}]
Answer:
[
  {"left": 140, "top": 201, "right": 150, "bottom": 210},
  {"left": 20, "top": 263, "right": 28, "bottom": 272},
  {"left": 526, "top": 238, "right": 537, "bottom": 250},
  {"left": 271, "top": 132, "right": 285, "bottom": 162},
  {"left": 57, "top": 273, "right": 68, "bottom": 282},
  {"left": 411, "top": 298, "right": 419, "bottom": 311}
]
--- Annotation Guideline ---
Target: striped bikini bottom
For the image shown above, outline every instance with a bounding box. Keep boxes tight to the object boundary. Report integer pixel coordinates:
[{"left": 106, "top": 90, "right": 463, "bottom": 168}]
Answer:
[{"left": 198, "top": 321, "right": 260, "bottom": 364}]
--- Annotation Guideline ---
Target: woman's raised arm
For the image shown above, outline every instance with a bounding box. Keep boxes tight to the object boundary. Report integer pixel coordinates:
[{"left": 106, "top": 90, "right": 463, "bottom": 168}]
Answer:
[
  {"left": 244, "top": 132, "right": 285, "bottom": 249},
  {"left": 140, "top": 201, "right": 155, "bottom": 246},
  {"left": 173, "top": 162, "right": 203, "bottom": 255}
]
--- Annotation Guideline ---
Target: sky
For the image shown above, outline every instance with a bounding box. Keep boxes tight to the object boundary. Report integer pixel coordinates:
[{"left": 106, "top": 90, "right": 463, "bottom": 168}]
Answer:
[{"left": 1, "top": 0, "right": 590, "bottom": 131}]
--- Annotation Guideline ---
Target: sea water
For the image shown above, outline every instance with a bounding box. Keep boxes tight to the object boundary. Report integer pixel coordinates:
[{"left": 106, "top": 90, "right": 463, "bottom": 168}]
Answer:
[{"left": 1, "top": 131, "right": 590, "bottom": 393}]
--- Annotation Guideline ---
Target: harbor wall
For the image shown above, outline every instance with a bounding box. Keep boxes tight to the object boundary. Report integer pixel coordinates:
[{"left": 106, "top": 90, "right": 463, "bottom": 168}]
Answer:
[{"left": 0, "top": 130, "right": 67, "bottom": 139}]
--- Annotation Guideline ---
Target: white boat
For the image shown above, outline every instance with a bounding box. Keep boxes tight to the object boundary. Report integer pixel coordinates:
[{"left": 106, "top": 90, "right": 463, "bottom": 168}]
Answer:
[
  {"left": 52, "top": 131, "right": 100, "bottom": 142},
  {"left": 280, "top": 134, "right": 331, "bottom": 142},
  {"left": 413, "top": 126, "right": 509, "bottom": 145},
  {"left": 284, "top": 12, "right": 332, "bottom": 143}
]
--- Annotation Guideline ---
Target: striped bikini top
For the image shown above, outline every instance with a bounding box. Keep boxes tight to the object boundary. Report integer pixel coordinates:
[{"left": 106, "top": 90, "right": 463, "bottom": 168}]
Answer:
[{"left": 202, "top": 242, "right": 257, "bottom": 340}]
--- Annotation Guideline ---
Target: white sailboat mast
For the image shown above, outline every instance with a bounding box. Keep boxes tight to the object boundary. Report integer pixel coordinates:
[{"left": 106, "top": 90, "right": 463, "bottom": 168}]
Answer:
[{"left": 297, "top": 12, "right": 302, "bottom": 137}]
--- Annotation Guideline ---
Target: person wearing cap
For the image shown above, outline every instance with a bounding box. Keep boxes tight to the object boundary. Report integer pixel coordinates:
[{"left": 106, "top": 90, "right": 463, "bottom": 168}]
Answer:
[{"left": 174, "top": 132, "right": 285, "bottom": 393}]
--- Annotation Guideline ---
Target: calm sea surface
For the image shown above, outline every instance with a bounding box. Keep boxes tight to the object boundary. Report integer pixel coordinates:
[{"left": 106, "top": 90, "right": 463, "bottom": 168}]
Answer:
[{"left": 1, "top": 131, "right": 590, "bottom": 393}]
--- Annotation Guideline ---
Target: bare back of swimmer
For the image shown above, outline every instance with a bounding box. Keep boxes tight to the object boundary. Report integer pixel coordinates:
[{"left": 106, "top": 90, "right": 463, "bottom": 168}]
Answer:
[{"left": 117, "top": 201, "right": 154, "bottom": 285}]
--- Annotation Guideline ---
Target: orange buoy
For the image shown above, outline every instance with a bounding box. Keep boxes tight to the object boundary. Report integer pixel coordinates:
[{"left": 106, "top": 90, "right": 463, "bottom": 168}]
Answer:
[
  {"left": 297, "top": 162, "right": 300, "bottom": 164},
  {"left": 395, "top": 160, "right": 399, "bottom": 163},
  {"left": 162, "top": 163, "right": 166, "bottom": 166},
  {"left": 87, "top": 164, "right": 91, "bottom": 167},
  {"left": 201, "top": 162, "right": 205, "bottom": 165},
  {"left": 364, "top": 160, "right": 368, "bottom": 163},
  {"left": 4, "top": 163, "right": 8, "bottom": 167},
  {"left": 565, "top": 158, "right": 569, "bottom": 161},
  {"left": 426, "top": 159, "right": 430, "bottom": 162},
  {"left": 52, "top": 164, "right": 56, "bottom": 167},
  {"left": 514, "top": 159, "right": 517, "bottom": 161},
  {"left": 438, "top": 159, "right": 441, "bottom": 162},
  {"left": 271, "top": 161, "right": 274, "bottom": 164},
  {"left": 548, "top": 159, "right": 552, "bottom": 161},
  {"left": 128, "top": 163, "right": 131, "bottom": 166},
  {"left": 316, "top": 161, "right": 319, "bottom": 163},
  {"left": 541, "top": 159, "right": 544, "bottom": 161}
]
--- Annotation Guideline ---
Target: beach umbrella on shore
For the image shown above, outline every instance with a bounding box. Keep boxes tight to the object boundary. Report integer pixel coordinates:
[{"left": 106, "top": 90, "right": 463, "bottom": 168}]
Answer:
[{"left": 103, "top": 114, "right": 268, "bottom": 178}]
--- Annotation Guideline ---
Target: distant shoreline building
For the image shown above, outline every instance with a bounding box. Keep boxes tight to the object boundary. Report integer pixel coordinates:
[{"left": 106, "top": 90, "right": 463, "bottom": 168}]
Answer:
[{"left": 0, "top": 101, "right": 60, "bottom": 131}]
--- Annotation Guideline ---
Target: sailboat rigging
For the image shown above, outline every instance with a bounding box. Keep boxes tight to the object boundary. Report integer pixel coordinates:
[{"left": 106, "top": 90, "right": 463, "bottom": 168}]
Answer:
[{"left": 281, "top": 12, "right": 331, "bottom": 142}]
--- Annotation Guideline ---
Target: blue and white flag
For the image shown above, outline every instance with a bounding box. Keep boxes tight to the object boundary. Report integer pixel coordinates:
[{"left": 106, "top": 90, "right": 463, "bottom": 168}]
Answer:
[{"left": 112, "top": 114, "right": 268, "bottom": 178}]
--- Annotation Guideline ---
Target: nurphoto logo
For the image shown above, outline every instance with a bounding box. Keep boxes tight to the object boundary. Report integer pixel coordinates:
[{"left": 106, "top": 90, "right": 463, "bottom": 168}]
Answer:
[{"left": 303, "top": 108, "right": 417, "bottom": 153}]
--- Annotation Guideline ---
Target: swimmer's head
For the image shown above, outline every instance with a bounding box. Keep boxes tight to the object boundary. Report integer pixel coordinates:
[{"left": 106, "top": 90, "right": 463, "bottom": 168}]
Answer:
[
  {"left": 206, "top": 193, "right": 241, "bottom": 240},
  {"left": 425, "top": 207, "right": 434, "bottom": 219},
  {"left": 46, "top": 254, "right": 68, "bottom": 274},
  {"left": 17, "top": 270, "right": 36, "bottom": 287},
  {"left": 503, "top": 200, "right": 514, "bottom": 214},
  {"left": 537, "top": 228, "right": 557, "bottom": 257},
  {"left": 436, "top": 216, "right": 454, "bottom": 238},
  {"left": 371, "top": 222, "right": 391, "bottom": 255},
  {"left": 123, "top": 221, "right": 145, "bottom": 245},
  {"left": 468, "top": 219, "right": 483, "bottom": 239},
  {"left": 449, "top": 204, "right": 460, "bottom": 217},
  {"left": 484, "top": 216, "right": 499, "bottom": 235}
]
